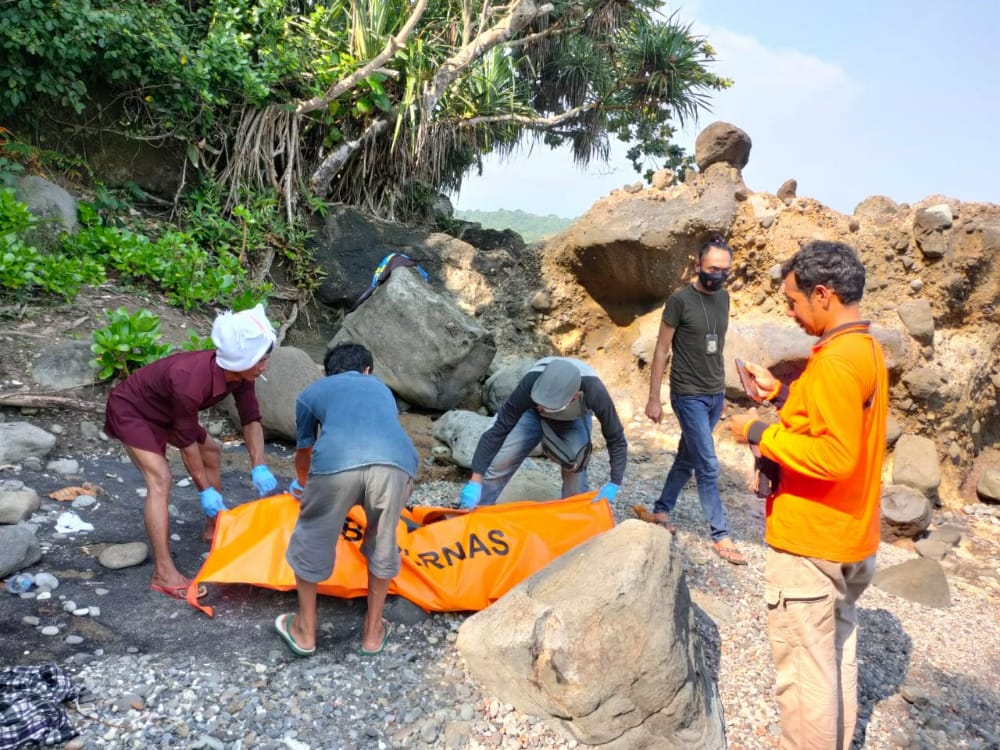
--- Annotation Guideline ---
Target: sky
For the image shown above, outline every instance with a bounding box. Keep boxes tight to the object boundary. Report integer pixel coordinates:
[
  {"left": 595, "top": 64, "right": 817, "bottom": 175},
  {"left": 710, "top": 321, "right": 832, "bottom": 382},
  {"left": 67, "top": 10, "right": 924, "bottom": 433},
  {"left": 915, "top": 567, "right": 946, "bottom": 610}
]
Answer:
[{"left": 450, "top": 1, "right": 1000, "bottom": 219}]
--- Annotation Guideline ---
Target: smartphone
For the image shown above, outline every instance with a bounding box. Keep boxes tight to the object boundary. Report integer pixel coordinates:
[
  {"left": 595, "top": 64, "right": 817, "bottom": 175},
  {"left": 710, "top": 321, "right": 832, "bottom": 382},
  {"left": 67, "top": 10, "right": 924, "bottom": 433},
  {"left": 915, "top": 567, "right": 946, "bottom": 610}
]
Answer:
[{"left": 734, "top": 358, "right": 762, "bottom": 403}]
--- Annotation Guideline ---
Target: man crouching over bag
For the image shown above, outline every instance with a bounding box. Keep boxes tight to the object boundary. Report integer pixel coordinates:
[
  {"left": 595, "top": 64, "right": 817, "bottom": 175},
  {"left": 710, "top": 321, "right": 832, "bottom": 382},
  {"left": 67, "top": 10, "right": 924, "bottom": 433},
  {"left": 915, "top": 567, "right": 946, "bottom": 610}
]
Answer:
[{"left": 458, "top": 357, "right": 627, "bottom": 509}]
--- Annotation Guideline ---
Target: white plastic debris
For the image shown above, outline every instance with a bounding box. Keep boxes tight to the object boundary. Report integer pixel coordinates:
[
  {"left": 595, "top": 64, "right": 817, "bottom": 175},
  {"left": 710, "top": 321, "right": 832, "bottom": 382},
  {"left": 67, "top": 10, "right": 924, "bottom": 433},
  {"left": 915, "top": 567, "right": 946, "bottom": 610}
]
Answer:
[{"left": 55, "top": 511, "right": 95, "bottom": 534}]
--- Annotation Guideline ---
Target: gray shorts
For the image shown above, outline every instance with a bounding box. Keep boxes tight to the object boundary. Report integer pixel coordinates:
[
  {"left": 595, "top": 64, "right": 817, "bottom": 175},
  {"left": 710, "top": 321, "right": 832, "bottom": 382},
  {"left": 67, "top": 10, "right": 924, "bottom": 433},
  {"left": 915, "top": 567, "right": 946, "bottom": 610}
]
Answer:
[{"left": 285, "top": 465, "right": 413, "bottom": 583}]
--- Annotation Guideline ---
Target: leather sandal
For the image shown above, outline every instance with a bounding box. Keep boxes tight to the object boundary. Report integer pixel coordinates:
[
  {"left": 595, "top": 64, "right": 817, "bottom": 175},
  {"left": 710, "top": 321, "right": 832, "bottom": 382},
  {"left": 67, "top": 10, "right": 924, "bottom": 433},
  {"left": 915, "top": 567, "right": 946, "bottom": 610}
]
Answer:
[
  {"left": 631, "top": 505, "right": 677, "bottom": 533},
  {"left": 713, "top": 540, "right": 747, "bottom": 566}
]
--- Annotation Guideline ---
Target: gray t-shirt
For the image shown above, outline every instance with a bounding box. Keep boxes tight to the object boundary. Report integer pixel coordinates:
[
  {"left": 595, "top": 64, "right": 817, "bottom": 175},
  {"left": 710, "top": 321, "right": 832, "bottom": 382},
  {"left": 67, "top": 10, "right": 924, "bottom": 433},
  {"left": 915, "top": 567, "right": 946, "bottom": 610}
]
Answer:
[{"left": 662, "top": 283, "right": 729, "bottom": 395}]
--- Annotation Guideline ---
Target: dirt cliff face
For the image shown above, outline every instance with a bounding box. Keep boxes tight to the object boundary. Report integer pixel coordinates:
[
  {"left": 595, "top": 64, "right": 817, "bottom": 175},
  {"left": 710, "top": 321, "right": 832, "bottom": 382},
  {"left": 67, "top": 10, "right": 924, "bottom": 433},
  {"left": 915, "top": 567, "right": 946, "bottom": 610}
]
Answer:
[{"left": 533, "top": 181, "right": 1000, "bottom": 507}]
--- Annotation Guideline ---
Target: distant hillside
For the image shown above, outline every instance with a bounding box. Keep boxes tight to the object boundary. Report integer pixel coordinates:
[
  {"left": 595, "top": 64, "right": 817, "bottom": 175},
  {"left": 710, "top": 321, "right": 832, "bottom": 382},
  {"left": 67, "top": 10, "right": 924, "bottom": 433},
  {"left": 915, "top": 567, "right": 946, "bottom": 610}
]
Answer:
[{"left": 454, "top": 208, "right": 576, "bottom": 243}]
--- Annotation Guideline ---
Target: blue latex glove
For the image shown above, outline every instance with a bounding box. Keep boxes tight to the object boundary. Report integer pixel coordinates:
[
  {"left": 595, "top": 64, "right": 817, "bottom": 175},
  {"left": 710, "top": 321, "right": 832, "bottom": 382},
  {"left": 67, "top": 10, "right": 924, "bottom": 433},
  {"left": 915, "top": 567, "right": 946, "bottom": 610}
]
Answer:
[
  {"left": 594, "top": 483, "right": 620, "bottom": 503},
  {"left": 251, "top": 465, "right": 277, "bottom": 496},
  {"left": 458, "top": 482, "right": 482, "bottom": 510},
  {"left": 289, "top": 479, "right": 305, "bottom": 500},
  {"left": 199, "top": 487, "right": 227, "bottom": 518}
]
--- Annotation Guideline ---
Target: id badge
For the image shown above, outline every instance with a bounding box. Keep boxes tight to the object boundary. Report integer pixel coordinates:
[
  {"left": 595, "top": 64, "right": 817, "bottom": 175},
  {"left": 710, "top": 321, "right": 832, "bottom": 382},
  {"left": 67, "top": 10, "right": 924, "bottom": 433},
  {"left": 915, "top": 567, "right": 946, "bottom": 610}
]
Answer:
[{"left": 705, "top": 333, "right": 719, "bottom": 355}]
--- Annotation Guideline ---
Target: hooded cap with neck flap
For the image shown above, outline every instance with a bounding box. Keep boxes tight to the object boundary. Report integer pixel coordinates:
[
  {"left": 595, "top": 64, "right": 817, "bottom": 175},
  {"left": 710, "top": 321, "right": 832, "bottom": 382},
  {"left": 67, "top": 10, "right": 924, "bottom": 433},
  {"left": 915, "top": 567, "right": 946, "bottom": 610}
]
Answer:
[{"left": 211, "top": 303, "right": 276, "bottom": 372}]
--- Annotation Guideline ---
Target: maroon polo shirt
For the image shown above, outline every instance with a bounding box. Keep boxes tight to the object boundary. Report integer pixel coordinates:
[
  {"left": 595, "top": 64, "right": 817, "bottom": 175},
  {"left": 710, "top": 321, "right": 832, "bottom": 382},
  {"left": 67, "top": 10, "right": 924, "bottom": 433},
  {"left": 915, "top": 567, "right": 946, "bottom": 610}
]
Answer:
[{"left": 104, "top": 349, "right": 261, "bottom": 454}]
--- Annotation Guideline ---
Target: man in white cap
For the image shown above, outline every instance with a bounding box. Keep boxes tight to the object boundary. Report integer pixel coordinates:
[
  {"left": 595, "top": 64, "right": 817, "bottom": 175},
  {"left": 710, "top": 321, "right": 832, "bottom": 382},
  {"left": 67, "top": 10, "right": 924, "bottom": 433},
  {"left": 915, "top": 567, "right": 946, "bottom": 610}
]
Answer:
[
  {"left": 104, "top": 303, "right": 279, "bottom": 600},
  {"left": 458, "top": 357, "right": 628, "bottom": 508}
]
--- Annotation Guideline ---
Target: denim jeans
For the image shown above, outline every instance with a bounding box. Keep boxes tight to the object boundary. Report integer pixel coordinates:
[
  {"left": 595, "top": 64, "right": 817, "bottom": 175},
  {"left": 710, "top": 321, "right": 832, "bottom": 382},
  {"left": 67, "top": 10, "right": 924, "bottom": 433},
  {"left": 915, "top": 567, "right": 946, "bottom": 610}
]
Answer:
[
  {"left": 653, "top": 392, "right": 730, "bottom": 542},
  {"left": 480, "top": 409, "right": 592, "bottom": 506}
]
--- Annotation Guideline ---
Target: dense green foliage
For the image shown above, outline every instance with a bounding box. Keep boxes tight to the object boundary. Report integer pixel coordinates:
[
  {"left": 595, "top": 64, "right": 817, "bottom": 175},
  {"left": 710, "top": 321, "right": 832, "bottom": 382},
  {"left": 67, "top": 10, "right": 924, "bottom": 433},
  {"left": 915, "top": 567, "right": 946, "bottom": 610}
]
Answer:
[
  {"left": 0, "top": 188, "right": 106, "bottom": 301},
  {"left": 455, "top": 208, "right": 575, "bottom": 243},
  {"left": 0, "top": 181, "right": 271, "bottom": 309},
  {"left": 0, "top": 0, "right": 728, "bottom": 221}
]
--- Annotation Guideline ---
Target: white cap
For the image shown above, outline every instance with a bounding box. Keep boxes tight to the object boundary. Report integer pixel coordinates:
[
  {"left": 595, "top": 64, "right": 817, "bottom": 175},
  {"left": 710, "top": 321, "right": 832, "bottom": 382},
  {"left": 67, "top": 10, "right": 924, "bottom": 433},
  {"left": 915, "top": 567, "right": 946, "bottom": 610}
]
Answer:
[{"left": 211, "top": 303, "right": 276, "bottom": 372}]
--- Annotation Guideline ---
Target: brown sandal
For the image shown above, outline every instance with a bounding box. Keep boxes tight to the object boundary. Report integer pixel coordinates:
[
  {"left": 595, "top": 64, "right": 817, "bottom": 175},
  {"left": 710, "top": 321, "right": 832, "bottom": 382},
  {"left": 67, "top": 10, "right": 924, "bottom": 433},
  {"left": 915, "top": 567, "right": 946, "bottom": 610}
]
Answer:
[
  {"left": 631, "top": 505, "right": 678, "bottom": 533},
  {"left": 713, "top": 541, "right": 747, "bottom": 566}
]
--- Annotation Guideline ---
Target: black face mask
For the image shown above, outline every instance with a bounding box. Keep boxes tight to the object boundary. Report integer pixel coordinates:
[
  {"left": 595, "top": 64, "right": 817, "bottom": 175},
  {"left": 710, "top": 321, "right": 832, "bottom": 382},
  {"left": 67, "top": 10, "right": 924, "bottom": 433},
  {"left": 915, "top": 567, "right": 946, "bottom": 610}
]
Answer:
[{"left": 698, "top": 270, "right": 729, "bottom": 291}]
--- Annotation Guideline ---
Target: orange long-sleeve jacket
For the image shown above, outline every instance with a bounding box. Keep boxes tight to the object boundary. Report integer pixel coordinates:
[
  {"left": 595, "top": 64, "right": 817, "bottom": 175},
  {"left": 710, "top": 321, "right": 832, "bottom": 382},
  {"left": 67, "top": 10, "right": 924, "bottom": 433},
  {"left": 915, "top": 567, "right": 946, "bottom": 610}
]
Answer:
[{"left": 745, "top": 321, "right": 889, "bottom": 563}]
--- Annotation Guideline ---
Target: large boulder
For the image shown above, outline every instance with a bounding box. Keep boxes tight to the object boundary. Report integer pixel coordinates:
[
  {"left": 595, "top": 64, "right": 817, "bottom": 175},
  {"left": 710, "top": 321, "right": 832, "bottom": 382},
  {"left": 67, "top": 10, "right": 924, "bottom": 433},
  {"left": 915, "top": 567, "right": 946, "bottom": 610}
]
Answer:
[
  {"left": 892, "top": 434, "right": 942, "bottom": 497},
  {"left": 432, "top": 409, "right": 543, "bottom": 469},
  {"left": 482, "top": 357, "right": 534, "bottom": 413},
  {"left": 331, "top": 268, "right": 496, "bottom": 410},
  {"left": 694, "top": 122, "right": 752, "bottom": 171},
  {"left": 225, "top": 346, "right": 323, "bottom": 442},
  {"left": 0, "top": 524, "right": 42, "bottom": 578},
  {"left": 872, "top": 557, "right": 951, "bottom": 609},
  {"left": 0, "top": 423, "right": 57, "bottom": 464},
  {"left": 307, "top": 204, "right": 515, "bottom": 315},
  {"left": 13, "top": 175, "right": 79, "bottom": 250},
  {"left": 456, "top": 520, "right": 726, "bottom": 749},
  {"left": 545, "top": 163, "right": 744, "bottom": 325},
  {"left": 31, "top": 341, "right": 99, "bottom": 389},
  {"left": 431, "top": 410, "right": 494, "bottom": 469}
]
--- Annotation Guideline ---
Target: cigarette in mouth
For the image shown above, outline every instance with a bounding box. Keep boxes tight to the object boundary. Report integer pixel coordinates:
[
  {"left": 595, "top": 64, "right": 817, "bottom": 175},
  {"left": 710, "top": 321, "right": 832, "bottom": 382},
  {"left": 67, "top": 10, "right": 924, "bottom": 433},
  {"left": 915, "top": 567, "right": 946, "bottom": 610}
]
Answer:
[{"left": 259, "top": 375, "right": 268, "bottom": 382}]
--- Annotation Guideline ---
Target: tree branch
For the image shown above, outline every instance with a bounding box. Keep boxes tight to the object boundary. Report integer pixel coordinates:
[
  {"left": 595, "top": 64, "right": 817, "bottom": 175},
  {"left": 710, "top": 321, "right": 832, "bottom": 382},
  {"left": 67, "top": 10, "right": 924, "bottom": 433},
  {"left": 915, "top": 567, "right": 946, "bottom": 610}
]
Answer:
[
  {"left": 418, "top": 0, "right": 555, "bottom": 143},
  {"left": 294, "top": 0, "right": 429, "bottom": 116},
  {"left": 309, "top": 119, "right": 389, "bottom": 198},
  {"left": 451, "top": 103, "right": 599, "bottom": 128},
  {"left": 0, "top": 392, "right": 105, "bottom": 413}
]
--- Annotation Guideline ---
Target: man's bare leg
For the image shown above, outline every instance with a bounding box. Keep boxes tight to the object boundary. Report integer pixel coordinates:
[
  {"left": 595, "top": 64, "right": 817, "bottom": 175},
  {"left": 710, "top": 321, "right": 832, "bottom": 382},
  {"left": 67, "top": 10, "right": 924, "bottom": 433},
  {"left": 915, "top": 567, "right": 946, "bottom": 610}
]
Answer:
[
  {"left": 289, "top": 576, "right": 318, "bottom": 651},
  {"left": 125, "top": 445, "right": 189, "bottom": 590},
  {"left": 361, "top": 573, "right": 391, "bottom": 652}
]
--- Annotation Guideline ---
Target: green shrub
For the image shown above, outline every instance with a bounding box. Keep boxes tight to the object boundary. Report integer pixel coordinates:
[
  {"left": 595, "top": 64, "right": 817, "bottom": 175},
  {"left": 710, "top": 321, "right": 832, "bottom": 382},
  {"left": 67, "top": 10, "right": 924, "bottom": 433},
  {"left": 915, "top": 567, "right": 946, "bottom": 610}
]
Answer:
[
  {"left": 0, "top": 188, "right": 106, "bottom": 301},
  {"left": 90, "top": 307, "right": 174, "bottom": 380}
]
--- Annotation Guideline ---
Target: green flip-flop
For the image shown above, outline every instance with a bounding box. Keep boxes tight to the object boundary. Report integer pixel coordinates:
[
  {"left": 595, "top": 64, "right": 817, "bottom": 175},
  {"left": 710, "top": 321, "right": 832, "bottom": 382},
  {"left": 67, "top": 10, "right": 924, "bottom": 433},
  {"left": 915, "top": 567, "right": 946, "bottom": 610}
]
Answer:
[
  {"left": 274, "top": 613, "right": 316, "bottom": 657},
  {"left": 360, "top": 619, "right": 392, "bottom": 656}
]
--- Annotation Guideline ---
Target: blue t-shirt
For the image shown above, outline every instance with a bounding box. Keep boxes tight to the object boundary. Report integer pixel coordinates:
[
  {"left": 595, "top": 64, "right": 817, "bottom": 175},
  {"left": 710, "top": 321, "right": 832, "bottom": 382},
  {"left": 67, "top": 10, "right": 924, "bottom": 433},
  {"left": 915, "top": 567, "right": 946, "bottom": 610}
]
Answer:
[{"left": 295, "top": 371, "right": 418, "bottom": 478}]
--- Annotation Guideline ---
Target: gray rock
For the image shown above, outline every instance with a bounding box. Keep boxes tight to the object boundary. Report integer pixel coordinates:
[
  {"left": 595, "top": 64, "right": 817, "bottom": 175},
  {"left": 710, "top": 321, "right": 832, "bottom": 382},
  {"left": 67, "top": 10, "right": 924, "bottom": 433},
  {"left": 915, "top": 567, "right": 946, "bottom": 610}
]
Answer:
[
  {"left": 695, "top": 121, "right": 752, "bottom": 171},
  {"left": 0, "top": 423, "right": 57, "bottom": 464},
  {"left": 331, "top": 268, "right": 496, "bottom": 410},
  {"left": 79, "top": 421, "right": 100, "bottom": 441},
  {"left": 872, "top": 557, "right": 951, "bottom": 608},
  {"left": 46, "top": 459, "right": 80, "bottom": 475},
  {"left": 13, "top": 175, "right": 80, "bottom": 250},
  {"left": 98, "top": 542, "right": 149, "bottom": 570},
  {"left": 456, "top": 520, "right": 726, "bottom": 748},
  {"left": 383, "top": 596, "right": 431, "bottom": 626},
  {"left": 902, "top": 367, "right": 945, "bottom": 401},
  {"left": 552, "top": 164, "right": 742, "bottom": 320},
  {"left": 913, "top": 204, "right": 953, "bottom": 233},
  {"left": 896, "top": 299, "right": 935, "bottom": 345},
  {"left": 431, "top": 410, "right": 493, "bottom": 469},
  {"left": 224, "top": 346, "right": 322, "bottom": 442},
  {"left": 495, "top": 461, "right": 562, "bottom": 504},
  {"left": 776, "top": 178, "right": 797, "bottom": 204},
  {"left": 885, "top": 416, "right": 903, "bottom": 447},
  {"left": 0, "top": 524, "right": 42, "bottom": 578},
  {"left": 482, "top": 358, "right": 533, "bottom": 414},
  {"left": 892, "top": 434, "right": 941, "bottom": 496},
  {"left": 977, "top": 469, "right": 1000, "bottom": 503},
  {"left": 927, "top": 524, "right": 962, "bottom": 546},
  {"left": 914, "top": 538, "right": 950, "bottom": 560},
  {"left": 71, "top": 494, "right": 96, "bottom": 509},
  {"left": 881, "top": 484, "right": 932, "bottom": 541},
  {"left": 0, "top": 487, "right": 41, "bottom": 524},
  {"left": 31, "top": 341, "right": 99, "bottom": 389}
]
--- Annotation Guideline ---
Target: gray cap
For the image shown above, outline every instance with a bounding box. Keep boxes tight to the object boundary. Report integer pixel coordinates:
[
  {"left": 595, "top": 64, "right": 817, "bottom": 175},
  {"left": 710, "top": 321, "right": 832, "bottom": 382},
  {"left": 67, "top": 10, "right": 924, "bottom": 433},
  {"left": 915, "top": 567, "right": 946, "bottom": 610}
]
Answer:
[{"left": 530, "top": 359, "right": 582, "bottom": 410}]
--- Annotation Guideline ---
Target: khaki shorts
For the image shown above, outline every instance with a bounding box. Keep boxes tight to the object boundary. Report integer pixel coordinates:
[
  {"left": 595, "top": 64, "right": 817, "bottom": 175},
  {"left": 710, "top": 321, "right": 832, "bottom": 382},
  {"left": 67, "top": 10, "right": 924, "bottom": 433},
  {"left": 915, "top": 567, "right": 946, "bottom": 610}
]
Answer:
[{"left": 285, "top": 465, "right": 412, "bottom": 582}]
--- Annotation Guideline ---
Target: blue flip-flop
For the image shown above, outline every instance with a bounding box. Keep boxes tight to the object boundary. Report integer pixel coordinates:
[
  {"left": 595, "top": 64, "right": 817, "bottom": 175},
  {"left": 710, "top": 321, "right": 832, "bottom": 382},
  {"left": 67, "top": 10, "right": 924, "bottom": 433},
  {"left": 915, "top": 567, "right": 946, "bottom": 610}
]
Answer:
[
  {"left": 360, "top": 619, "right": 392, "bottom": 656},
  {"left": 274, "top": 613, "right": 315, "bottom": 657}
]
